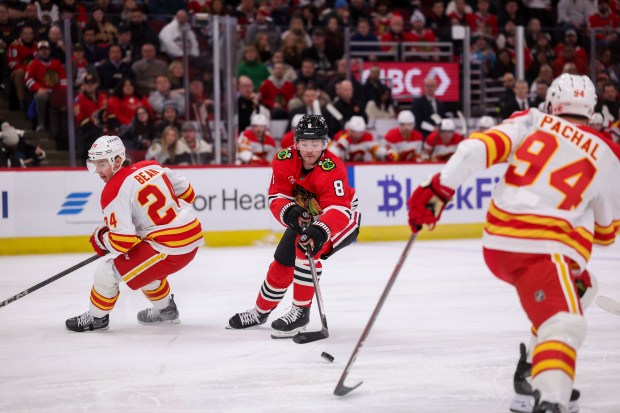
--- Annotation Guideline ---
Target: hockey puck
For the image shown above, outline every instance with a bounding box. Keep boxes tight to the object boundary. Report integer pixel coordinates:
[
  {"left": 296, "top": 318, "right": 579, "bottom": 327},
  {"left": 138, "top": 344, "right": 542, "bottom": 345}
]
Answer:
[{"left": 321, "top": 352, "right": 334, "bottom": 363}]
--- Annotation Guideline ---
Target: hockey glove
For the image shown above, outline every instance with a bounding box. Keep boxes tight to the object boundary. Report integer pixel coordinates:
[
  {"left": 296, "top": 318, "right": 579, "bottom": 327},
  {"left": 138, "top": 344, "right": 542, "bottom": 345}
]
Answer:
[
  {"left": 407, "top": 173, "right": 455, "bottom": 233},
  {"left": 298, "top": 223, "right": 329, "bottom": 256},
  {"left": 89, "top": 226, "right": 110, "bottom": 256},
  {"left": 283, "top": 204, "right": 312, "bottom": 234}
]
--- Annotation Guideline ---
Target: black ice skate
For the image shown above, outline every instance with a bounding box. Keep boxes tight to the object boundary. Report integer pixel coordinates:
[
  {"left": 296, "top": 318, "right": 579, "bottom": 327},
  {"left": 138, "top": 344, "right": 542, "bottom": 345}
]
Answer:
[
  {"left": 270, "top": 305, "right": 310, "bottom": 338},
  {"left": 227, "top": 308, "right": 271, "bottom": 329},
  {"left": 137, "top": 294, "right": 180, "bottom": 324},
  {"left": 510, "top": 343, "right": 579, "bottom": 413},
  {"left": 66, "top": 312, "right": 109, "bottom": 332}
]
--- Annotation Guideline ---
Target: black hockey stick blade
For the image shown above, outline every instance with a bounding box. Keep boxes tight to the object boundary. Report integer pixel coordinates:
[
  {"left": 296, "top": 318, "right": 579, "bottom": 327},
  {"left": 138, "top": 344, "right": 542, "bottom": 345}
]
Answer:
[
  {"left": 293, "top": 327, "right": 329, "bottom": 344},
  {"left": 334, "top": 380, "right": 363, "bottom": 396}
]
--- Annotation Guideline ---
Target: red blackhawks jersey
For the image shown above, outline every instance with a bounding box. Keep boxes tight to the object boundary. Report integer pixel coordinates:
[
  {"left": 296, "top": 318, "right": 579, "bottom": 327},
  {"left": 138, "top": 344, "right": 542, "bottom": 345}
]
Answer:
[
  {"left": 97, "top": 160, "right": 204, "bottom": 256},
  {"left": 441, "top": 109, "right": 620, "bottom": 271},
  {"left": 7, "top": 39, "right": 36, "bottom": 71},
  {"left": 25, "top": 58, "right": 67, "bottom": 92},
  {"left": 384, "top": 127, "right": 424, "bottom": 161},
  {"left": 268, "top": 148, "right": 359, "bottom": 243}
]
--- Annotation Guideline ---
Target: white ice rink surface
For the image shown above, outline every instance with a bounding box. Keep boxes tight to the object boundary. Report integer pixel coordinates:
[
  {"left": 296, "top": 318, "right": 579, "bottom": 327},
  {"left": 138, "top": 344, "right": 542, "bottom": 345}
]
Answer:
[{"left": 0, "top": 239, "right": 619, "bottom": 413}]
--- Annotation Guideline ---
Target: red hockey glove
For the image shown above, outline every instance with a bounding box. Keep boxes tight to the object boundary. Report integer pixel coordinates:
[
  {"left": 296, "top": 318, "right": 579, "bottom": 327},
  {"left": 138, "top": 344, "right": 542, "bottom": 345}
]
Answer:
[
  {"left": 298, "top": 223, "right": 329, "bottom": 256},
  {"left": 407, "top": 173, "right": 455, "bottom": 233},
  {"left": 283, "top": 204, "right": 312, "bottom": 234},
  {"left": 89, "top": 226, "right": 109, "bottom": 256}
]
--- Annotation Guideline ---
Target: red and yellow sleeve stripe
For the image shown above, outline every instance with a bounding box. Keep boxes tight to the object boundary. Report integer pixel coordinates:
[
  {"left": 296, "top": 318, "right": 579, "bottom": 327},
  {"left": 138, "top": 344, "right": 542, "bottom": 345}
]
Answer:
[
  {"left": 108, "top": 232, "right": 139, "bottom": 253},
  {"left": 178, "top": 184, "right": 196, "bottom": 204},
  {"left": 142, "top": 278, "right": 171, "bottom": 302},
  {"left": 90, "top": 288, "right": 120, "bottom": 312},
  {"left": 532, "top": 340, "right": 577, "bottom": 381},
  {"left": 593, "top": 220, "right": 620, "bottom": 245},
  {"left": 469, "top": 130, "right": 512, "bottom": 167},
  {"left": 147, "top": 219, "right": 204, "bottom": 249},
  {"left": 485, "top": 201, "right": 593, "bottom": 262}
]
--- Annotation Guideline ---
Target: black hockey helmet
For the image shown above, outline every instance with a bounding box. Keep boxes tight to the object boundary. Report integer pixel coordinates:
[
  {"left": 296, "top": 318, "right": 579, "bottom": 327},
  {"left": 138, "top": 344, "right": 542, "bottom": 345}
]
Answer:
[{"left": 294, "top": 114, "right": 329, "bottom": 143}]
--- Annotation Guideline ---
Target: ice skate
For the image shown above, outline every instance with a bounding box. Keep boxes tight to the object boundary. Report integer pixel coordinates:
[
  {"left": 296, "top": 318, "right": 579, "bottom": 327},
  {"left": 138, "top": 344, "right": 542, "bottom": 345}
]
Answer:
[
  {"left": 271, "top": 305, "right": 310, "bottom": 338},
  {"left": 533, "top": 401, "right": 564, "bottom": 413},
  {"left": 66, "top": 311, "right": 109, "bottom": 332},
  {"left": 510, "top": 343, "right": 579, "bottom": 413},
  {"left": 227, "top": 307, "right": 270, "bottom": 329},
  {"left": 137, "top": 294, "right": 180, "bottom": 324}
]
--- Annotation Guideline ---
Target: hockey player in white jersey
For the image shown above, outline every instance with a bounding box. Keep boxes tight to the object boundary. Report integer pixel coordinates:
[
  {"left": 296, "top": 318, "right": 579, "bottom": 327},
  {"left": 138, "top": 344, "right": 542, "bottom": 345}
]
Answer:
[
  {"left": 66, "top": 135, "right": 204, "bottom": 332},
  {"left": 407, "top": 74, "right": 620, "bottom": 413}
]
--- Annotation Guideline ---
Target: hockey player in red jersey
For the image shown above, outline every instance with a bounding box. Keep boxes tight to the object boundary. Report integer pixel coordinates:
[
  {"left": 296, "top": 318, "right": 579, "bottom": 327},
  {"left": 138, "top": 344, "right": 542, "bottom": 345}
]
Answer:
[
  {"left": 384, "top": 110, "right": 424, "bottom": 162},
  {"left": 407, "top": 74, "right": 620, "bottom": 413},
  {"left": 228, "top": 114, "right": 361, "bottom": 337},
  {"left": 236, "top": 113, "right": 277, "bottom": 165},
  {"left": 66, "top": 136, "right": 204, "bottom": 332}
]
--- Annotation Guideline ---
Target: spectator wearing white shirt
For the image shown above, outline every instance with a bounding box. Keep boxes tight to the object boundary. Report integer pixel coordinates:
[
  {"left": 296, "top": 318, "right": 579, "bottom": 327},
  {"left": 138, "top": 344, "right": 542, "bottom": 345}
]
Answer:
[{"left": 159, "top": 9, "right": 199, "bottom": 59}]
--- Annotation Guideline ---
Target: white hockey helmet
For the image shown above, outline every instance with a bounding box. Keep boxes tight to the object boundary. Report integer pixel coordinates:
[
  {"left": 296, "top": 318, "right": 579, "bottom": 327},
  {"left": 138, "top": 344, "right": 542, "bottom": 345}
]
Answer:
[
  {"left": 440, "top": 118, "right": 456, "bottom": 131},
  {"left": 478, "top": 116, "right": 495, "bottom": 130},
  {"left": 397, "top": 110, "right": 415, "bottom": 126},
  {"left": 251, "top": 113, "right": 269, "bottom": 127},
  {"left": 589, "top": 112, "right": 604, "bottom": 128},
  {"left": 291, "top": 113, "right": 304, "bottom": 129},
  {"left": 348, "top": 116, "right": 366, "bottom": 132},
  {"left": 87, "top": 135, "right": 126, "bottom": 173},
  {"left": 545, "top": 74, "right": 597, "bottom": 118}
]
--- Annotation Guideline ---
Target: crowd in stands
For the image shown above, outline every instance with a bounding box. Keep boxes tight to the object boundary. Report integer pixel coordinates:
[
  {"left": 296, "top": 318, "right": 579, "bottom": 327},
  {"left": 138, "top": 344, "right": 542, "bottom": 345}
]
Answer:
[{"left": 1, "top": 0, "right": 619, "bottom": 168}]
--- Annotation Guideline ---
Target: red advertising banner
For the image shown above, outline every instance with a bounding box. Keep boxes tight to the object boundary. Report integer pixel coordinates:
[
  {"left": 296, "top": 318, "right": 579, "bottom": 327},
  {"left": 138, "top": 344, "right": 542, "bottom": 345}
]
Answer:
[{"left": 358, "top": 62, "right": 461, "bottom": 102}]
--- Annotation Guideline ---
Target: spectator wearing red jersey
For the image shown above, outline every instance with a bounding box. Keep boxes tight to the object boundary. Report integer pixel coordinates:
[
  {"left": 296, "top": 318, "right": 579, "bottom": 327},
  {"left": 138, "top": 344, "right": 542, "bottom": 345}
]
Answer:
[
  {"left": 371, "top": 0, "right": 393, "bottom": 37},
  {"left": 447, "top": 0, "right": 474, "bottom": 26},
  {"left": 588, "top": 0, "right": 620, "bottom": 47},
  {"left": 422, "top": 118, "right": 464, "bottom": 162},
  {"left": 73, "top": 72, "right": 107, "bottom": 157},
  {"left": 25, "top": 40, "right": 67, "bottom": 141},
  {"left": 409, "top": 12, "right": 438, "bottom": 61},
  {"left": 552, "top": 45, "right": 588, "bottom": 77},
  {"left": 384, "top": 110, "right": 424, "bottom": 162},
  {"left": 467, "top": 0, "right": 498, "bottom": 35},
  {"left": 259, "top": 62, "right": 296, "bottom": 120},
  {"left": 380, "top": 14, "right": 414, "bottom": 60},
  {"left": 554, "top": 29, "right": 588, "bottom": 64},
  {"left": 7, "top": 25, "right": 36, "bottom": 111},
  {"left": 106, "top": 77, "right": 153, "bottom": 126}
]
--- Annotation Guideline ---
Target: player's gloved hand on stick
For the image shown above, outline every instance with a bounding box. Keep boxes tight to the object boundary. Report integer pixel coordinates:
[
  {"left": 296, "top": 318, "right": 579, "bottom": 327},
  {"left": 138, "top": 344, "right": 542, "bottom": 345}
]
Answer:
[
  {"left": 407, "top": 173, "right": 455, "bottom": 233},
  {"left": 89, "top": 226, "right": 109, "bottom": 256},
  {"left": 283, "top": 204, "right": 311, "bottom": 234},
  {"left": 298, "top": 223, "right": 328, "bottom": 256}
]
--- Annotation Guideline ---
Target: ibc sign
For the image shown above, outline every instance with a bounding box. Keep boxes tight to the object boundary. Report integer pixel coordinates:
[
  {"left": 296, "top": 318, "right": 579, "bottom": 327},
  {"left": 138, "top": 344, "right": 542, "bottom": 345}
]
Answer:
[{"left": 359, "top": 62, "right": 460, "bottom": 102}]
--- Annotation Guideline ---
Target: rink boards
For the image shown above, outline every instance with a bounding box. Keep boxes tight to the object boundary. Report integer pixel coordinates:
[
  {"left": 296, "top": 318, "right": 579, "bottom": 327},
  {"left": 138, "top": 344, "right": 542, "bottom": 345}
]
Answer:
[{"left": 0, "top": 163, "right": 506, "bottom": 254}]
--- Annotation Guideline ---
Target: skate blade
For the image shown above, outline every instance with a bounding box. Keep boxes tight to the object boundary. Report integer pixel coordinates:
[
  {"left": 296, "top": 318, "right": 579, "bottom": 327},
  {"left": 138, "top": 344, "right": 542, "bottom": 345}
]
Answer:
[
  {"left": 138, "top": 318, "right": 181, "bottom": 325},
  {"left": 270, "top": 325, "right": 307, "bottom": 339},
  {"left": 65, "top": 325, "right": 110, "bottom": 333}
]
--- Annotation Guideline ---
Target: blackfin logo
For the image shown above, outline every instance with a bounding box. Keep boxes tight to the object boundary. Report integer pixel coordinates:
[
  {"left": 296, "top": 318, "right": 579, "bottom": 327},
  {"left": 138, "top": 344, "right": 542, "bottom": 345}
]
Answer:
[{"left": 57, "top": 192, "right": 92, "bottom": 215}]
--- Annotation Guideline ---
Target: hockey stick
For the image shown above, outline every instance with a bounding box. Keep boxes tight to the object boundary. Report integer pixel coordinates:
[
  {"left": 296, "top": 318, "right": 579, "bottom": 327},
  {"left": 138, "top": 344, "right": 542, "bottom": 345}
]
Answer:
[
  {"left": 596, "top": 295, "right": 620, "bottom": 316},
  {"left": 293, "top": 252, "right": 329, "bottom": 344},
  {"left": 0, "top": 254, "right": 101, "bottom": 308},
  {"left": 334, "top": 233, "right": 417, "bottom": 396}
]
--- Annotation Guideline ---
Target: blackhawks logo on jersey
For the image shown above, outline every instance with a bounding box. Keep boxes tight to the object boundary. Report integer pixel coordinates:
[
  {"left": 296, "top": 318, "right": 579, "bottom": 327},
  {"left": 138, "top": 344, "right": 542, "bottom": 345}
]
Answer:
[
  {"left": 318, "top": 158, "right": 336, "bottom": 171},
  {"left": 277, "top": 148, "right": 292, "bottom": 160}
]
